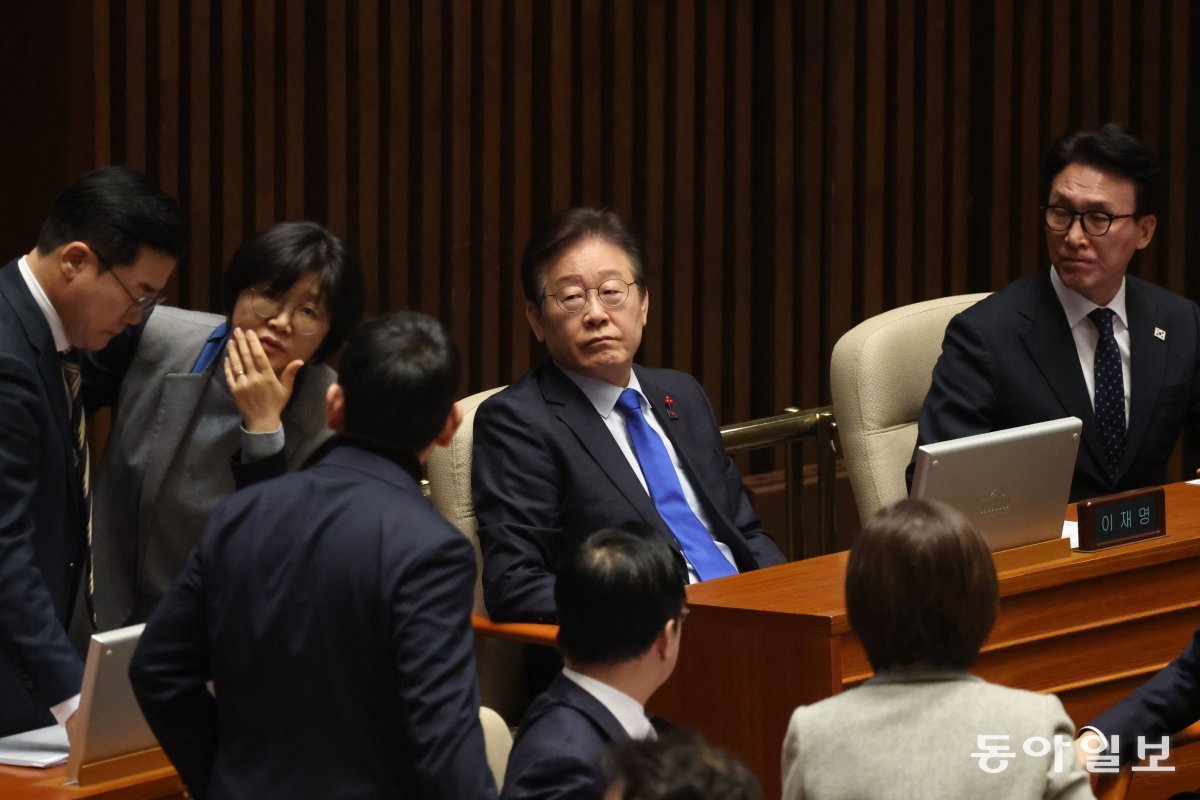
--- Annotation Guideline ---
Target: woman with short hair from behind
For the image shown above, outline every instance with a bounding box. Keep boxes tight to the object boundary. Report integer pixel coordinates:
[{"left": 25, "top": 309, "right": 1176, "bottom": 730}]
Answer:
[{"left": 780, "top": 498, "right": 1094, "bottom": 800}]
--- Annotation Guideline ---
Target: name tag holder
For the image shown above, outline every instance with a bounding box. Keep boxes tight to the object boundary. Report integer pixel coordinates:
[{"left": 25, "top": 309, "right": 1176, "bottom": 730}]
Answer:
[{"left": 1076, "top": 486, "right": 1166, "bottom": 551}]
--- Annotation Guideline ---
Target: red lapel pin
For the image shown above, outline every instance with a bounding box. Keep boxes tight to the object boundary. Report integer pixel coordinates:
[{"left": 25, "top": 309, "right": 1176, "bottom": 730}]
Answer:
[{"left": 664, "top": 395, "right": 678, "bottom": 420}]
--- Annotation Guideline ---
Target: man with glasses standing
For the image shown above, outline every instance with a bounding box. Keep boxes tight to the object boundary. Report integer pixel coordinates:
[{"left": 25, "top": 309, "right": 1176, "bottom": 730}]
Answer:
[
  {"left": 0, "top": 165, "right": 186, "bottom": 738},
  {"left": 910, "top": 124, "right": 1200, "bottom": 502},
  {"left": 473, "top": 208, "right": 784, "bottom": 623}
]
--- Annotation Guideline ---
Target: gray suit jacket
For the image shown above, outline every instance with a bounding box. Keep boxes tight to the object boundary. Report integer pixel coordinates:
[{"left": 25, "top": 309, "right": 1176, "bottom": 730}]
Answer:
[
  {"left": 781, "top": 670, "right": 1095, "bottom": 800},
  {"left": 91, "top": 307, "right": 334, "bottom": 627}
]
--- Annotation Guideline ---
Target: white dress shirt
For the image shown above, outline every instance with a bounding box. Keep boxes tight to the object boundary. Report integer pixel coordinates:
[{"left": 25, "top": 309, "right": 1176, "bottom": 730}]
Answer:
[
  {"left": 1049, "top": 267, "right": 1131, "bottom": 426},
  {"left": 562, "top": 667, "right": 656, "bottom": 740},
  {"left": 559, "top": 366, "right": 738, "bottom": 583}
]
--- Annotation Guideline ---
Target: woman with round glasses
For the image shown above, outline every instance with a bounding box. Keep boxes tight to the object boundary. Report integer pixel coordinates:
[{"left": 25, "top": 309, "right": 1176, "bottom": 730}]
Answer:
[{"left": 89, "top": 221, "right": 365, "bottom": 627}]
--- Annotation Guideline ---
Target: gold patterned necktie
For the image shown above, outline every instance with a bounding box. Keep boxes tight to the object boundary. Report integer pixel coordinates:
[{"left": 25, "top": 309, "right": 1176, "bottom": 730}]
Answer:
[{"left": 59, "top": 350, "right": 95, "bottom": 629}]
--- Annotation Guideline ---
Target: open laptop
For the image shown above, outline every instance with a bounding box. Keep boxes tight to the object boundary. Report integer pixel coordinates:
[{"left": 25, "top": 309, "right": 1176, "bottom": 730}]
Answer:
[
  {"left": 65, "top": 623, "right": 159, "bottom": 782},
  {"left": 911, "top": 417, "right": 1082, "bottom": 551}
]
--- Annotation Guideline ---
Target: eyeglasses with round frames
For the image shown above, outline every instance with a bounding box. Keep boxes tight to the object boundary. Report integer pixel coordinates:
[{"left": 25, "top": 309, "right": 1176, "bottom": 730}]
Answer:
[
  {"left": 247, "top": 287, "right": 329, "bottom": 336},
  {"left": 1041, "top": 205, "right": 1137, "bottom": 237},
  {"left": 90, "top": 245, "right": 166, "bottom": 315},
  {"left": 544, "top": 278, "right": 640, "bottom": 314}
]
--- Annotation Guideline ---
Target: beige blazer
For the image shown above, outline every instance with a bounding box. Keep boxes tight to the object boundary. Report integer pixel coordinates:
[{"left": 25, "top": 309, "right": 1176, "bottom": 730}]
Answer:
[{"left": 781, "top": 669, "right": 1095, "bottom": 800}]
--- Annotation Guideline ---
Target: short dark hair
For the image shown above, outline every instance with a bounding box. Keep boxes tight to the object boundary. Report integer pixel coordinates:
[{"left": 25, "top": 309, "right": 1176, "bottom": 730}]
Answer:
[
  {"left": 846, "top": 497, "right": 998, "bottom": 672},
  {"left": 555, "top": 528, "right": 686, "bottom": 665},
  {"left": 1042, "top": 123, "right": 1163, "bottom": 215},
  {"left": 520, "top": 207, "right": 646, "bottom": 304},
  {"left": 36, "top": 165, "right": 189, "bottom": 268},
  {"left": 221, "top": 222, "right": 365, "bottom": 363},
  {"left": 604, "top": 731, "right": 762, "bottom": 800},
  {"left": 337, "top": 312, "right": 460, "bottom": 456}
]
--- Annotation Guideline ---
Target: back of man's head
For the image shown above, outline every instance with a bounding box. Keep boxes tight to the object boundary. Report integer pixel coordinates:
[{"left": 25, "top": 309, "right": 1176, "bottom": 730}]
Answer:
[
  {"left": 1042, "top": 123, "right": 1163, "bottom": 215},
  {"left": 36, "top": 165, "right": 189, "bottom": 266},
  {"left": 337, "top": 311, "right": 460, "bottom": 456},
  {"left": 556, "top": 528, "right": 686, "bottom": 666}
]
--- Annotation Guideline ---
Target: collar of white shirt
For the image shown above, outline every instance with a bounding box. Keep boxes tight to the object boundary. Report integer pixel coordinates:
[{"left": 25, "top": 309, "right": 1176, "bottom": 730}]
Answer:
[
  {"left": 17, "top": 254, "right": 72, "bottom": 352},
  {"left": 558, "top": 364, "right": 647, "bottom": 418},
  {"left": 562, "top": 667, "right": 655, "bottom": 740},
  {"left": 1049, "top": 265, "right": 1128, "bottom": 331}
]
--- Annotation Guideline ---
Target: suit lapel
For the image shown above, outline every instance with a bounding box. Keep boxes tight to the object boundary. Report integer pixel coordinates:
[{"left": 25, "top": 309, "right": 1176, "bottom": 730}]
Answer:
[
  {"left": 1121, "top": 280, "right": 1165, "bottom": 479},
  {"left": 0, "top": 265, "right": 79, "bottom": 506},
  {"left": 1018, "top": 273, "right": 1109, "bottom": 476},
  {"left": 551, "top": 674, "right": 631, "bottom": 744},
  {"left": 537, "top": 364, "right": 664, "bottom": 530}
]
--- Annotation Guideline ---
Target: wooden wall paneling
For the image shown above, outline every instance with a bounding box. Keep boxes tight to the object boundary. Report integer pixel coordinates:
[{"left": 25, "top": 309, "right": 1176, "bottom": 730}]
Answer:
[
  {"left": 219, "top": 0, "right": 244, "bottom": 279},
  {"left": 356, "top": 0, "right": 381, "bottom": 316},
  {"left": 670, "top": 0, "right": 696, "bottom": 377},
  {"left": 1079, "top": 0, "right": 1101, "bottom": 128},
  {"left": 449, "top": 0, "right": 473, "bottom": 383},
  {"left": 1045, "top": 2, "right": 1070, "bottom": 156},
  {"left": 1137, "top": 0, "right": 1163, "bottom": 286},
  {"left": 325, "top": 0, "right": 348, "bottom": 242},
  {"left": 988, "top": 2, "right": 1013, "bottom": 291},
  {"left": 798, "top": 0, "right": 825, "bottom": 406},
  {"left": 608, "top": 0, "right": 635, "bottom": 218},
  {"left": 252, "top": 0, "right": 275, "bottom": 231},
  {"left": 93, "top": 0, "right": 111, "bottom": 165},
  {"left": 770, "top": 0, "right": 795, "bottom": 413},
  {"left": 947, "top": 0, "right": 970, "bottom": 296},
  {"left": 639, "top": 1, "right": 666, "bottom": 371},
  {"left": 548, "top": 0, "right": 572, "bottom": 214},
  {"left": 477, "top": 0, "right": 503, "bottom": 390},
  {"left": 699, "top": 0, "right": 726, "bottom": 415},
  {"left": 506, "top": 0, "right": 534, "bottom": 382},
  {"left": 188, "top": 0, "right": 212, "bottom": 311},
  {"left": 1017, "top": 0, "right": 1042, "bottom": 288},
  {"left": 825, "top": 1, "right": 855, "bottom": 357},
  {"left": 385, "top": 1, "right": 409, "bottom": 312},
  {"left": 726, "top": 0, "right": 752, "bottom": 425},
  {"left": 158, "top": 0, "right": 182, "bottom": 202},
  {"left": 864, "top": 0, "right": 886, "bottom": 316},
  {"left": 577, "top": 0, "right": 603, "bottom": 203},
  {"left": 920, "top": 0, "right": 945, "bottom": 298},
  {"left": 124, "top": 0, "right": 147, "bottom": 171},
  {"left": 417, "top": 0, "right": 443, "bottom": 317},
  {"left": 1164, "top": 0, "right": 1188, "bottom": 294},
  {"left": 1109, "top": 0, "right": 1131, "bottom": 126},
  {"left": 284, "top": 0, "right": 305, "bottom": 221}
]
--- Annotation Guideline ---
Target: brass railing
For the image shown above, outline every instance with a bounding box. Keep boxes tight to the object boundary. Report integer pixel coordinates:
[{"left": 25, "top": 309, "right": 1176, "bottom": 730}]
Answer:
[{"left": 720, "top": 406, "right": 838, "bottom": 560}]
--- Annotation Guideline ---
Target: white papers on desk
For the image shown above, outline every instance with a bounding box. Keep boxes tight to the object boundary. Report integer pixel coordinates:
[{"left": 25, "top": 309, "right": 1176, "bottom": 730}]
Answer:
[
  {"left": 1061, "top": 520, "right": 1079, "bottom": 549},
  {"left": 0, "top": 724, "right": 68, "bottom": 768}
]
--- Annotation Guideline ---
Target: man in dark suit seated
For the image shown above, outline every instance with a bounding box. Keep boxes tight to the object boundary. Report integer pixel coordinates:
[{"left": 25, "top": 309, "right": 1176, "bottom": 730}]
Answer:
[
  {"left": 0, "top": 166, "right": 186, "bottom": 739},
  {"left": 502, "top": 527, "right": 685, "bottom": 800},
  {"left": 909, "top": 124, "right": 1200, "bottom": 502},
  {"left": 129, "top": 312, "right": 497, "bottom": 800},
  {"left": 1078, "top": 624, "right": 1200, "bottom": 768},
  {"left": 473, "top": 207, "right": 785, "bottom": 622}
]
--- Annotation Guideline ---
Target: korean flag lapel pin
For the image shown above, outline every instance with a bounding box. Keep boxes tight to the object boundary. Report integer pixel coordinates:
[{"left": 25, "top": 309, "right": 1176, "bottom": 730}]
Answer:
[
  {"left": 664, "top": 395, "right": 678, "bottom": 420},
  {"left": 1154, "top": 327, "right": 1167, "bottom": 341}
]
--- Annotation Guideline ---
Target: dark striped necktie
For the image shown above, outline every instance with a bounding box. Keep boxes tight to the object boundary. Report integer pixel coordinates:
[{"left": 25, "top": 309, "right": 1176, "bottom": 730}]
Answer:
[{"left": 59, "top": 350, "right": 95, "bottom": 628}]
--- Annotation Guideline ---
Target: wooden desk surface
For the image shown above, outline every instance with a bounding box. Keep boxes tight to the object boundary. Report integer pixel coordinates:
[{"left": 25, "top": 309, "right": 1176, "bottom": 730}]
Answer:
[
  {"left": 0, "top": 763, "right": 182, "bottom": 800},
  {"left": 652, "top": 481, "right": 1200, "bottom": 799}
]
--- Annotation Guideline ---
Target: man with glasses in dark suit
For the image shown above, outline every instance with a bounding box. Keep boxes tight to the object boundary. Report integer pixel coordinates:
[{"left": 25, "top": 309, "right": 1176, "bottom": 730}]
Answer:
[{"left": 910, "top": 124, "right": 1200, "bottom": 503}]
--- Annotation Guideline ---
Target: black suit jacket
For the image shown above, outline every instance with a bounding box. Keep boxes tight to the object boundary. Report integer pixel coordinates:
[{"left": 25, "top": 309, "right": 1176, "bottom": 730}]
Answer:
[
  {"left": 1087, "top": 625, "right": 1200, "bottom": 764},
  {"left": 0, "top": 260, "right": 86, "bottom": 736},
  {"left": 473, "top": 363, "right": 785, "bottom": 621},
  {"left": 910, "top": 271, "right": 1200, "bottom": 502},
  {"left": 501, "top": 673, "right": 634, "bottom": 800},
  {"left": 129, "top": 437, "right": 496, "bottom": 800}
]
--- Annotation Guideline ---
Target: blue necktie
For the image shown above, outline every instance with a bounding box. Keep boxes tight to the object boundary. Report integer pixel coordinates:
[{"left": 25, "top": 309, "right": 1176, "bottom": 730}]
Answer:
[
  {"left": 1089, "top": 308, "right": 1126, "bottom": 480},
  {"left": 615, "top": 388, "right": 737, "bottom": 580}
]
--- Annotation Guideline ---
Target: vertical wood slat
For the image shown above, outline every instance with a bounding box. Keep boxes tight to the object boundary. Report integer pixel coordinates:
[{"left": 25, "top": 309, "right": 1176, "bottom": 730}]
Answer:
[{"left": 73, "top": 0, "right": 1200, "bottom": 443}]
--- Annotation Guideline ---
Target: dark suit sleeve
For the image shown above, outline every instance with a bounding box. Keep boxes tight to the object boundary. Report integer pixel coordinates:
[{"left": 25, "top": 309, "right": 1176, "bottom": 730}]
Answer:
[
  {"left": 472, "top": 393, "right": 562, "bottom": 622},
  {"left": 500, "top": 751, "right": 607, "bottom": 800},
  {"left": 392, "top": 532, "right": 497, "bottom": 799},
  {"left": 128, "top": 541, "right": 217, "bottom": 799},
  {"left": 0, "top": 351, "right": 83, "bottom": 709},
  {"left": 1085, "top": 627, "right": 1200, "bottom": 764},
  {"left": 228, "top": 448, "right": 287, "bottom": 490},
  {"left": 1180, "top": 301, "right": 1200, "bottom": 478},
  {"left": 906, "top": 310, "right": 998, "bottom": 490},
  {"left": 689, "top": 380, "right": 785, "bottom": 568}
]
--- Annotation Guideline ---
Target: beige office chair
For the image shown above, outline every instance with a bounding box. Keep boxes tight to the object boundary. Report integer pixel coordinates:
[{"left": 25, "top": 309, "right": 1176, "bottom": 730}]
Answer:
[
  {"left": 427, "top": 386, "right": 537, "bottom": 723},
  {"left": 830, "top": 293, "right": 991, "bottom": 524},
  {"left": 479, "top": 705, "right": 514, "bottom": 791}
]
